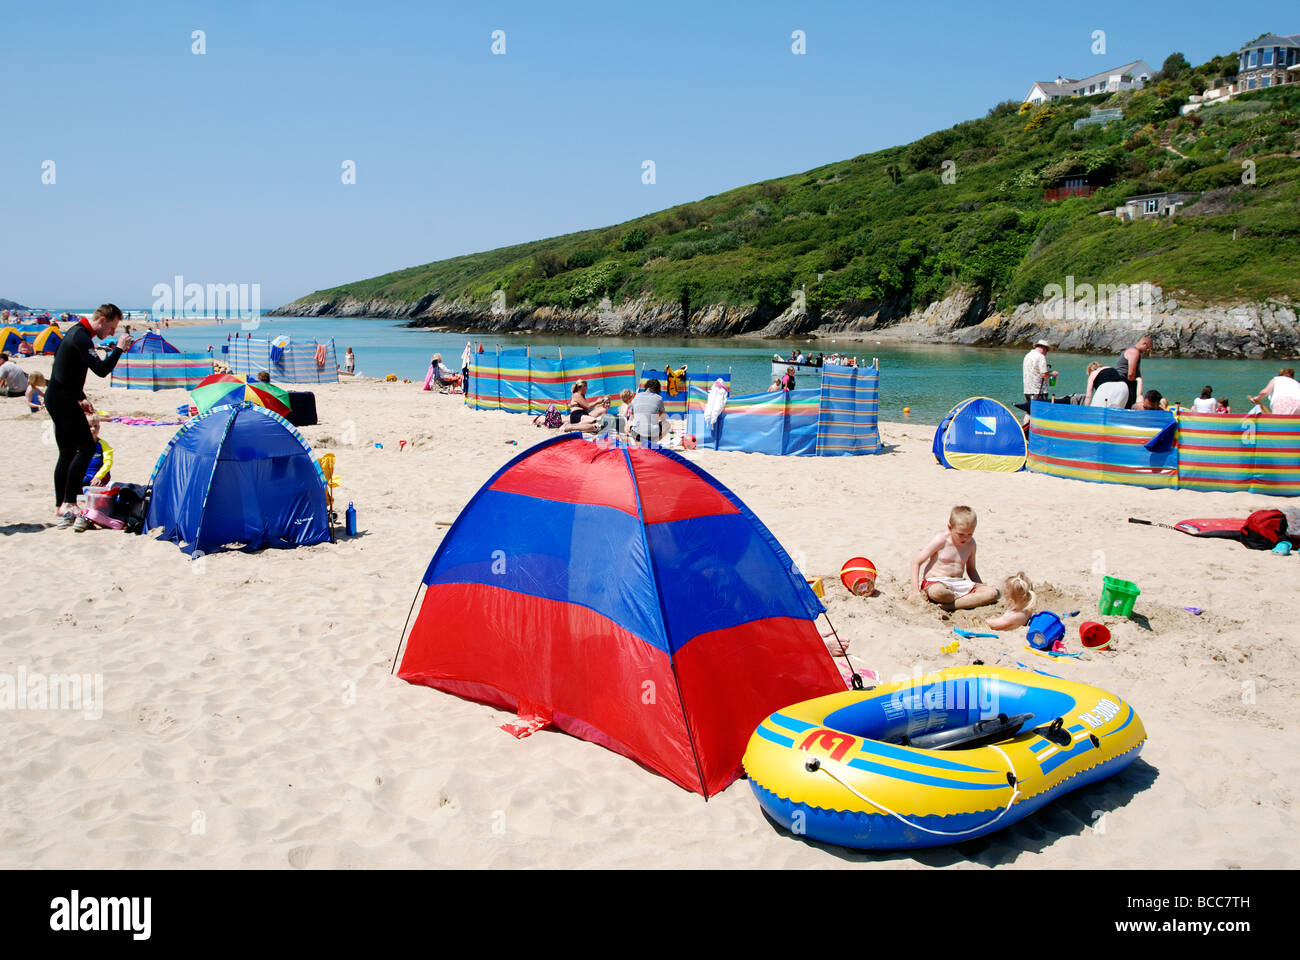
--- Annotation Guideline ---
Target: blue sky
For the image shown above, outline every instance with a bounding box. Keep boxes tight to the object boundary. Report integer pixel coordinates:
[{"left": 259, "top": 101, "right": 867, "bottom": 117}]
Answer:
[{"left": 1, "top": 0, "right": 1292, "bottom": 308}]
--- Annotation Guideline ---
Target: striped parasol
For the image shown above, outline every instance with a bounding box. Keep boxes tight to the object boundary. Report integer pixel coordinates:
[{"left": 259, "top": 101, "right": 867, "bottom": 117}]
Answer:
[{"left": 191, "top": 373, "right": 292, "bottom": 417}]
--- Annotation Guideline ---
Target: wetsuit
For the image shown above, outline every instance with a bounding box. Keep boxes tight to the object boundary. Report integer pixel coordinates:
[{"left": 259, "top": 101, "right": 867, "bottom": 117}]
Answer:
[{"left": 46, "top": 320, "right": 123, "bottom": 506}]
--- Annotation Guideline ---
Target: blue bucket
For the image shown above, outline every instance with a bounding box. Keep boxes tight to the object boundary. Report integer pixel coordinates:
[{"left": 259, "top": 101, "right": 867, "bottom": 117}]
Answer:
[{"left": 1027, "top": 612, "right": 1065, "bottom": 650}]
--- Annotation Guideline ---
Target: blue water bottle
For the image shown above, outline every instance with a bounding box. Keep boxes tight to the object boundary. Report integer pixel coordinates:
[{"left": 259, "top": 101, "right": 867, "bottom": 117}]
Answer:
[{"left": 345, "top": 502, "right": 357, "bottom": 537}]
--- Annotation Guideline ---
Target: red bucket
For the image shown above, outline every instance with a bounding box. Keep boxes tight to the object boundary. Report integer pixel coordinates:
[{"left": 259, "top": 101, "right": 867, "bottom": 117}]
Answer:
[
  {"left": 1080, "top": 621, "right": 1112, "bottom": 650},
  {"left": 840, "top": 557, "right": 877, "bottom": 595}
]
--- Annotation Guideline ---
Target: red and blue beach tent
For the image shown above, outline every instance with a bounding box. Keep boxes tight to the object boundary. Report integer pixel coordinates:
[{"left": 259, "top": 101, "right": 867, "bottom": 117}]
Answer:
[{"left": 397, "top": 434, "right": 843, "bottom": 796}]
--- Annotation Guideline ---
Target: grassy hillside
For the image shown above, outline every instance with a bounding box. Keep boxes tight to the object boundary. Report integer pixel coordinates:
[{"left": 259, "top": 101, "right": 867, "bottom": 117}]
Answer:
[{"left": 288, "top": 53, "right": 1300, "bottom": 317}]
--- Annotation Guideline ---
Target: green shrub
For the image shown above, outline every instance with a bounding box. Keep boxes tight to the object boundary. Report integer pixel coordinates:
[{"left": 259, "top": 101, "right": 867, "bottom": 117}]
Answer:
[
  {"left": 565, "top": 249, "right": 604, "bottom": 269},
  {"left": 619, "top": 228, "right": 650, "bottom": 252}
]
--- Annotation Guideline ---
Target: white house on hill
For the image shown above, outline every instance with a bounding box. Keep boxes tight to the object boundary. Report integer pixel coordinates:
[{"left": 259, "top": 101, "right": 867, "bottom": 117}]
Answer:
[{"left": 1025, "top": 60, "right": 1154, "bottom": 104}]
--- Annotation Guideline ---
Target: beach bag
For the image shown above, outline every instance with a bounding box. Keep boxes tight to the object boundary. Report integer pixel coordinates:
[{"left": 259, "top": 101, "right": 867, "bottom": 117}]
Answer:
[
  {"left": 533, "top": 404, "right": 562, "bottom": 429},
  {"left": 1241, "top": 509, "right": 1288, "bottom": 551},
  {"left": 110, "top": 483, "right": 152, "bottom": 535}
]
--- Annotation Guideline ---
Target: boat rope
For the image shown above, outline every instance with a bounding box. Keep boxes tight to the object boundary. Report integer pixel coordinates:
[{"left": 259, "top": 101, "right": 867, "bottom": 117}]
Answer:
[
  {"left": 802, "top": 743, "right": 1023, "bottom": 838},
  {"left": 819, "top": 613, "right": 864, "bottom": 689}
]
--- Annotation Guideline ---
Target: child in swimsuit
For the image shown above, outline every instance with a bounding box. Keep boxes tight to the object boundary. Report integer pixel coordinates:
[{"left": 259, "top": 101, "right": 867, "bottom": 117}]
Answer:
[
  {"left": 986, "top": 572, "right": 1035, "bottom": 630},
  {"left": 26, "top": 371, "right": 46, "bottom": 412},
  {"left": 909, "top": 505, "right": 999, "bottom": 610}
]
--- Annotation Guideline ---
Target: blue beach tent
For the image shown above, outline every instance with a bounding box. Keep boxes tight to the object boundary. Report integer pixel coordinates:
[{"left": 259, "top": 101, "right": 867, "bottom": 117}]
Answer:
[
  {"left": 932, "top": 397, "right": 1027, "bottom": 472},
  {"left": 146, "top": 402, "right": 331, "bottom": 553},
  {"left": 127, "top": 331, "right": 181, "bottom": 354}
]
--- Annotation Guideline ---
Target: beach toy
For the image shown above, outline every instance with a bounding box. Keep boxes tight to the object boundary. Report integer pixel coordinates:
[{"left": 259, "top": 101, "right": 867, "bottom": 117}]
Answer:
[
  {"left": 373, "top": 442, "right": 383, "bottom": 449},
  {"left": 1025, "top": 645, "right": 1083, "bottom": 658},
  {"left": 1026, "top": 611, "right": 1065, "bottom": 650},
  {"left": 1079, "top": 621, "right": 1112, "bottom": 650},
  {"left": 384, "top": 374, "right": 397, "bottom": 382},
  {"left": 345, "top": 502, "right": 357, "bottom": 537},
  {"left": 1183, "top": 606, "right": 1203, "bottom": 615},
  {"left": 683, "top": 434, "right": 698, "bottom": 450},
  {"left": 505, "top": 440, "right": 517, "bottom": 445},
  {"left": 953, "top": 627, "right": 998, "bottom": 639},
  {"left": 805, "top": 576, "right": 825, "bottom": 598},
  {"left": 903, "top": 407, "right": 911, "bottom": 415},
  {"left": 840, "top": 557, "right": 876, "bottom": 595},
  {"left": 1098, "top": 576, "right": 1141, "bottom": 617},
  {"left": 941, "top": 640, "right": 960, "bottom": 654},
  {"left": 743, "top": 665, "right": 1146, "bottom": 849},
  {"left": 1272, "top": 541, "right": 1292, "bottom": 556}
]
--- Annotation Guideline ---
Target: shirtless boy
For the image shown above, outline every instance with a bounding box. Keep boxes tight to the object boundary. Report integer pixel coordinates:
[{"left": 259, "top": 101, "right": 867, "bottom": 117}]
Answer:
[{"left": 908, "top": 505, "right": 999, "bottom": 610}]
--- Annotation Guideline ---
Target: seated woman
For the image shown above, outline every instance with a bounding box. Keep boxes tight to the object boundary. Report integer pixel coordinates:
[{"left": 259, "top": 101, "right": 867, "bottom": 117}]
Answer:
[
  {"left": 424, "top": 353, "right": 462, "bottom": 391},
  {"left": 1250, "top": 367, "right": 1300, "bottom": 415},
  {"left": 567, "top": 380, "right": 608, "bottom": 432}
]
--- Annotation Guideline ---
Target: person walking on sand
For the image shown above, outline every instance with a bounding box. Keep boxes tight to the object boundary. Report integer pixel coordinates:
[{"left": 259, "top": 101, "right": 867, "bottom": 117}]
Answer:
[
  {"left": 1250, "top": 368, "right": 1300, "bottom": 415},
  {"left": 460, "top": 341, "right": 473, "bottom": 396},
  {"left": 45, "top": 304, "right": 132, "bottom": 527},
  {"left": 343, "top": 346, "right": 355, "bottom": 375}
]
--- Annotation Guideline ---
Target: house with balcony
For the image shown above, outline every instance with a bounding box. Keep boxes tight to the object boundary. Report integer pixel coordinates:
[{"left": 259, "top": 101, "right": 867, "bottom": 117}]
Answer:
[
  {"left": 1024, "top": 61, "right": 1153, "bottom": 104},
  {"left": 1236, "top": 33, "right": 1300, "bottom": 91}
]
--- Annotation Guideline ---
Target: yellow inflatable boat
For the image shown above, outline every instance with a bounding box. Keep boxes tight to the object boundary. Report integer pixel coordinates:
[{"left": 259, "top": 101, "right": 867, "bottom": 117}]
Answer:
[{"left": 743, "top": 665, "right": 1145, "bottom": 849}]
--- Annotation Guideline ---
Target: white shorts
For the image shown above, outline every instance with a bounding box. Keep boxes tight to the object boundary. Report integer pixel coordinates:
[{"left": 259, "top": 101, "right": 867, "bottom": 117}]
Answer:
[
  {"left": 922, "top": 576, "right": 976, "bottom": 598},
  {"left": 1091, "top": 381, "right": 1130, "bottom": 409}
]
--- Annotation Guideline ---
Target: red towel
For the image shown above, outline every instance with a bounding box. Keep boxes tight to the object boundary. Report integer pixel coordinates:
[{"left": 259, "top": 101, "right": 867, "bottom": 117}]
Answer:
[{"left": 314, "top": 343, "right": 327, "bottom": 368}]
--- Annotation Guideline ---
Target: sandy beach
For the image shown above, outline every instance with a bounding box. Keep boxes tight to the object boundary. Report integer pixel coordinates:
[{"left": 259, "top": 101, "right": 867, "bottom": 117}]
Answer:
[{"left": 2, "top": 357, "right": 1296, "bottom": 869}]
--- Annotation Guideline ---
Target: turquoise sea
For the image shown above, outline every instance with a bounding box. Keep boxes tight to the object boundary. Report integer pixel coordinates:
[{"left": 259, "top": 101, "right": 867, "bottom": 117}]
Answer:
[{"left": 132, "top": 315, "right": 1287, "bottom": 425}]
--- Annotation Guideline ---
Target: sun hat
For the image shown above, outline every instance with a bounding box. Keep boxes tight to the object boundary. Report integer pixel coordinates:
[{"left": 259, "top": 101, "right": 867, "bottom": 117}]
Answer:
[{"left": 1035, "top": 339, "right": 1052, "bottom": 349}]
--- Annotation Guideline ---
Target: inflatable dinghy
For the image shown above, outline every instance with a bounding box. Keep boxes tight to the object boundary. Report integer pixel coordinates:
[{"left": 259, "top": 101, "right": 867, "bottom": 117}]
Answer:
[{"left": 743, "top": 666, "right": 1145, "bottom": 850}]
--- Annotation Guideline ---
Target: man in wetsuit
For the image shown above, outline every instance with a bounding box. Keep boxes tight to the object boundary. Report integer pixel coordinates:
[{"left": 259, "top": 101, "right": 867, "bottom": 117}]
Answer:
[{"left": 46, "top": 304, "right": 132, "bottom": 527}]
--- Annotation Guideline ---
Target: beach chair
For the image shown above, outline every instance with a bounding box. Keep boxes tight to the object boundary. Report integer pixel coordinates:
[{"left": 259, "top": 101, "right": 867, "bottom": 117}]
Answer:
[{"left": 318, "top": 453, "right": 340, "bottom": 521}]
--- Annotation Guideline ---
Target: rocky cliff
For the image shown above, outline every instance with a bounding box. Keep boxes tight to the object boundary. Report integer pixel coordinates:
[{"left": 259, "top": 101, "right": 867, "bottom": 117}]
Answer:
[{"left": 271, "top": 286, "right": 1300, "bottom": 359}]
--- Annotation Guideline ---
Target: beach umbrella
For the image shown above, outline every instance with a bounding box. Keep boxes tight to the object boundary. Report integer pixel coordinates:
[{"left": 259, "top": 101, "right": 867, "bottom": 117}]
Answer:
[{"left": 191, "top": 373, "right": 292, "bottom": 417}]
